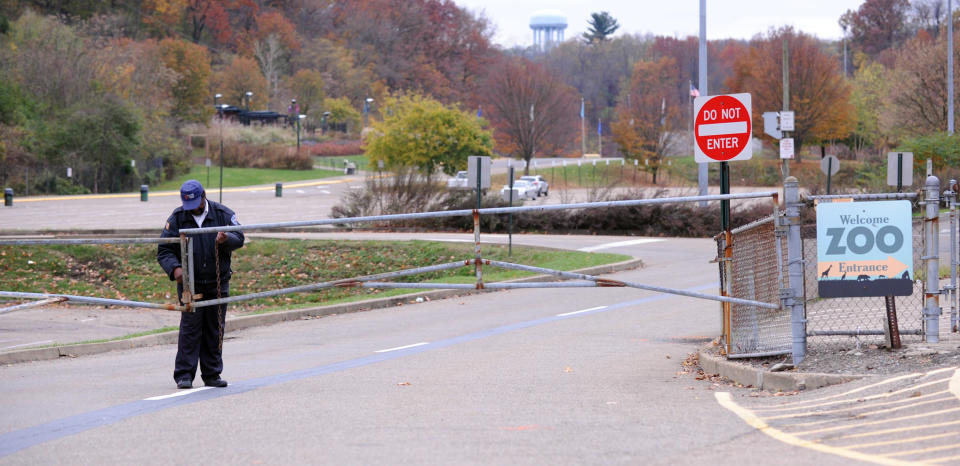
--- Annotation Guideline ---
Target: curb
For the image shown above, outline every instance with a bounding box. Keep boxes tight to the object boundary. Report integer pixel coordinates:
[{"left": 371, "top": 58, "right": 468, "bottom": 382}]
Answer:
[
  {"left": 697, "top": 348, "right": 864, "bottom": 391},
  {"left": 0, "top": 258, "right": 642, "bottom": 365}
]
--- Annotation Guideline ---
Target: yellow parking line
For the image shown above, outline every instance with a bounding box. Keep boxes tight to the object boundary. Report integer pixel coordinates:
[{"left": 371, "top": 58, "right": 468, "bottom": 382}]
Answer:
[
  {"left": 757, "top": 376, "right": 951, "bottom": 414},
  {"left": 764, "top": 390, "right": 951, "bottom": 421},
  {"left": 926, "top": 453, "right": 960, "bottom": 464},
  {"left": 950, "top": 368, "right": 960, "bottom": 401},
  {"left": 843, "top": 432, "right": 957, "bottom": 449},
  {"left": 884, "top": 442, "right": 960, "bottom": 457},
  {"left": 787, "top": 396, "right": 955, "bottom": 428},
  {"left": 16, "top": 178, "right": 357, "bottom": 203},
  {"left": 753, "top": 373, "right": 921, "bottom": 412},
  {"left": 833, "top": 420, "right": 960, "bottom": 440},
  {"left": 715, "top": 392, "right": 916, "bottom": 466},
  {"left": 791, "top": 407, "right": 960, "bottom": 436}
]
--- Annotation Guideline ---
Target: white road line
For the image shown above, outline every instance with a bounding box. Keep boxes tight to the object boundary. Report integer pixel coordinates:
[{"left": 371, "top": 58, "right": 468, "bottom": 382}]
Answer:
[
  {"left": 295, "top": 189, "right": 305, "bottom": 194},
  {"left": 375, "top": 342, "right": 429, "bottom": 353},
  {"left": 578, "top": 238, "right": 665, "bottom": 252},
  {"left": 557, "top": 306, "right": 607, "bottom": 317},
  {"left": 2, "top": 340, "right": 53, "bottom": 350},
  {"left": 80, "top": 318, "right": 95, "bottom": 322},
  {"left": 144, "top": 387, "right": 213, "bottom": 401}
]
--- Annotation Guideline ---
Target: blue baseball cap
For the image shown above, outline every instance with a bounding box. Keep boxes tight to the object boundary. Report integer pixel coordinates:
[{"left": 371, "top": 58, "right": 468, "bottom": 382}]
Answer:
[{"left": 180, "top": 180, "right": 205, "bottom": 210}]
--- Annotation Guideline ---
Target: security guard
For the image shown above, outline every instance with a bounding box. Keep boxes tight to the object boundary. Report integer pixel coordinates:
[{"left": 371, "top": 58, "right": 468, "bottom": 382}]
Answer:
[{"left": 158, "top": 180, "right": 244, "bottom": 389}]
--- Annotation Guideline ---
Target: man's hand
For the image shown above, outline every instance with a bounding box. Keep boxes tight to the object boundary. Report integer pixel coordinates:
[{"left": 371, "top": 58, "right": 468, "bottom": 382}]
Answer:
[
  {"left": 173, "top": 267, "right": 183, "bottom": 283},
  {"left": 216, "top": 232, "right": 228, "bottom": 244}
]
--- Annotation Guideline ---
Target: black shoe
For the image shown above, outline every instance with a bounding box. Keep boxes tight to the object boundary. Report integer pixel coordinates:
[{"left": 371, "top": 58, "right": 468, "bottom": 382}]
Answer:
[
  {"left": 204, "top": 377, "right": 228, "bottom": 388},
  {"left": 176, "top": 379, "right": 192, "bottom": 389}
]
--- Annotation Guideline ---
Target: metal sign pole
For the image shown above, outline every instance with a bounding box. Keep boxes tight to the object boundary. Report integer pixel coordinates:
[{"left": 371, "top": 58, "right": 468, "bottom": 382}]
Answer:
[
  {"left": 508, "top": 166, "right": 514, "bottom": 257},
  {"left": 826, "top": 158, "right": 832, "bottom": 195},
  {"left": 897, "top": 153, "right": 903, "bottom": 193}
]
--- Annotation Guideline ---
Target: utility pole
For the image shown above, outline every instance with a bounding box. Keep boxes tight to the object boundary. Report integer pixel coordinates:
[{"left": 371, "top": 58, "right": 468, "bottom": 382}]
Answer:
[
  {"left": 782, "top": 39, "right": 790, "bottom": 178},
  {"left": 950, "top": 0, "right": 955, "bottom": 134},
  {"left": 697, "top": 0, "right": 708, "bottom": 206}
]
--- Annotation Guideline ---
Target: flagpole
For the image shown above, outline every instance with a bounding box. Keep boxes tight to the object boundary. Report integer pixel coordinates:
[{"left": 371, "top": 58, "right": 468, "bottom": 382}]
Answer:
[
  {"left": 581, "top": 98, "right": 586, "bottom": 157},
  {"left": 598, "top": 118, "right": 602, "bottom": 156}
]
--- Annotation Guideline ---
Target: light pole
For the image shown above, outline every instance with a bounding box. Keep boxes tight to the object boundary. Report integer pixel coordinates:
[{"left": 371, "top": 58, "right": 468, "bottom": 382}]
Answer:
[
  {"left": 214, "top": 93, "right": 222, "bottom": 117},
  {"left": 218, "top": 103, "right": 227, "bottom": 202},
  {"left": 322, "top": 111, "right": 331, "bottom": 135},
  {"left": 363, "top": 97, "right": 374, "bottom": 128},
  {"left": 244, "top": 91, "right": 252, "bottom": 111},
  {"left": 296, "top": 114, "right": 306, "bottom": 154}
]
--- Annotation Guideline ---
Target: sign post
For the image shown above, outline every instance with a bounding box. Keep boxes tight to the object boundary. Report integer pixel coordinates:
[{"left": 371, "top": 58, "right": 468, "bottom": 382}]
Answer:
[
  {"left": 886, "top": 152, "right": 913, "bottom": 192},
  {"left": 694, "top": 93, "right": 752, "bottom": 351},
  {"left": 694, "top": 93, "right": 753, "bottom": 230},
  {"left": 820, "top": 155, "right": 840, "bottom": 195}
]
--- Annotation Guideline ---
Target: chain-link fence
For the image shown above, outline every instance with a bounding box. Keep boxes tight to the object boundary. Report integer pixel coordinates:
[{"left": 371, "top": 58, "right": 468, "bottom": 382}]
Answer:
[
  {"left": 721, "top": 214, "right": 792, "bottom": 357},
  {"left": 801, "top": 217, "right": 926, "bottom": 347}
]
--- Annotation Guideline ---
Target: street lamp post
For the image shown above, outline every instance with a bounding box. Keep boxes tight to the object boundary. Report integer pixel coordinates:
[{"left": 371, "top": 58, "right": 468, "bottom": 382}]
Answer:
[
  {"left": 297, "top": 114, "right": 306, "bottom": 154},
  {"left": 245, "top": 91, "right": 252, "bottom": 111},
  {"left": 363, "top": 98, "right": 374, "bottom": 128},
  {"left": 214, "top": 93, "right": 222, "bottom": 117},
  {"left": 322, "top": 111, "right": 331, "bottom": 135},
  {"left": 218, "top": 103, "right": 227, "bottom": 202}
]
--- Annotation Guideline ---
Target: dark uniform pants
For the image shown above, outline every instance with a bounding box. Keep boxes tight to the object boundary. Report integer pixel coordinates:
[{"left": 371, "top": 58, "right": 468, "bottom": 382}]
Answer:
[{"left": 174, "top": 284, "right": 228, "bottom": 383}]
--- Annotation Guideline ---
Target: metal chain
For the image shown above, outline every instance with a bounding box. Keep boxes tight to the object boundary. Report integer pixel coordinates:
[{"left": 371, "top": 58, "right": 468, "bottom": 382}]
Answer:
[{"left": 215, "top": 234, "right": 224, "bottom": 352}]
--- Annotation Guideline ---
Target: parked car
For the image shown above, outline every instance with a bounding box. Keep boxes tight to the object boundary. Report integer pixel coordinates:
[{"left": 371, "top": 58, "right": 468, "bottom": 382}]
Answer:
[
  {"left": 500, "top": 179, "right": 538, "bottom": 202},
  {"left": 447, "top": 171, "right": 469, "bottom": 189},
  {"left": 519, "top": 175, "right": 548, "bottom": 196}
]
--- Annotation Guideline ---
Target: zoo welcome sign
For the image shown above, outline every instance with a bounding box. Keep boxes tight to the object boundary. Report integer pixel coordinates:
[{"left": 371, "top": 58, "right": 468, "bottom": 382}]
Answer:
[{"left": 816, "top": 200, "right": 913, "bottom": 298}]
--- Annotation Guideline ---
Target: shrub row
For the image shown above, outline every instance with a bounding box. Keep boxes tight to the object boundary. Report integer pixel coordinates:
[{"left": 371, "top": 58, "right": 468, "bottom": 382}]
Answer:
[
  {"left": 309, "top": 140, "right": 364, "bottom": 157},
  {"left": 220, "top": 143, "right": 312, "bottom": 170}
]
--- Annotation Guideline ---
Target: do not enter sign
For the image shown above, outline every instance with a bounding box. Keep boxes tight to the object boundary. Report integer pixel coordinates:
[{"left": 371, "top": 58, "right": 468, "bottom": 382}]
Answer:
[{"left": 694, "top": 93, "right": 753, "bottom": 163}]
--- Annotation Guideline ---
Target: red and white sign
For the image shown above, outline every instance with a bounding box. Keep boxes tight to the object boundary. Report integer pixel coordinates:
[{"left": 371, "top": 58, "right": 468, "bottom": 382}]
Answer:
[{"left": 693, "top": 93, "right": 753, "bottom": 163}]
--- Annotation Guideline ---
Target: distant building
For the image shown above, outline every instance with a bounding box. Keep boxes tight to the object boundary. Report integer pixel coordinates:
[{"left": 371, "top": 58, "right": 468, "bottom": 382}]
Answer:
[{"left": 530, "top": 9, "right": 567, "bottom": 51}]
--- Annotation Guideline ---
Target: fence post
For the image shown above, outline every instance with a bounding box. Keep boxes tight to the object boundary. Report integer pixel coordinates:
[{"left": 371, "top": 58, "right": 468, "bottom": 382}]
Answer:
[
  {"left": 949, "top": 180, "right": 957, "bottom": 333},
  {"left": 924, "top": 175, "right": 941, "bottom": 342},
  {"left": 784, "top": 176, "right": 806, "bottom": 365}
]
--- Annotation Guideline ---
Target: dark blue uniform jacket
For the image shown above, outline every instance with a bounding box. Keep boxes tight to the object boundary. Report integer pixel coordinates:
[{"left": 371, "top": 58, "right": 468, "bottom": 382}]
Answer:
[{"left": 157, "top": 200, "right": 245, "bottom": 287}]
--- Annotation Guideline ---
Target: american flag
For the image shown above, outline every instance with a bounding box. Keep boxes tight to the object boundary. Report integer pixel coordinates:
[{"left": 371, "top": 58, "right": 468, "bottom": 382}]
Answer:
[{"left": 689, "top": 83, "right": 700, "bottom": 98}]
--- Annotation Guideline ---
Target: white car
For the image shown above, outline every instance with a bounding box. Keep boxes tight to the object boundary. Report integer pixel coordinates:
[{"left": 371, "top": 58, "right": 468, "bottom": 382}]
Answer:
[
  {"left": 519, "top": 175, "right": 548, "bottom": 196},
  {"left": 447, "top": 171, "right": 469, "bottom": 188},
  {"left": 500, "top": 179, "right": 538, "bottom": 202}
]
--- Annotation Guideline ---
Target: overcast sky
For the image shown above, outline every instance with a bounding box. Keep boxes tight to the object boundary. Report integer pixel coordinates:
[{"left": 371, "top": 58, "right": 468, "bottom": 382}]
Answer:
[{"left": 455, "top": 0, "right": 870, "bottom": 47}]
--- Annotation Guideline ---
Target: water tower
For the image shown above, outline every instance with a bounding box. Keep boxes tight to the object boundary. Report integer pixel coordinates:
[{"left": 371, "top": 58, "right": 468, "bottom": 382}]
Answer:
[{"left": 530, "top": 9, "right": 567, "bottom": 51}]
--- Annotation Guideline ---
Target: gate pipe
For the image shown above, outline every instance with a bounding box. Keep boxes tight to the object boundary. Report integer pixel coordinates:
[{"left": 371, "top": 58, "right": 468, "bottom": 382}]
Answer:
[
  {"left": 784, "top": 177, "right": 806, "bottom": 365},
  {"left": 924, "top": 175, "right": 941, "bottom": 342}
]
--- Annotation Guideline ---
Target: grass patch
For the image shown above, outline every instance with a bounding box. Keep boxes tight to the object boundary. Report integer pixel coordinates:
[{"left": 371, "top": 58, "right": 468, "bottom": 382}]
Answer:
[
  {"left": 153, "top": 165, "right": 343, "bottom": 191},
  {"left": 0, "top": 239, "right": 630, "bottom": 315},
  {"left": 312, "top": 154, "right": 368, "bottom": 171}
]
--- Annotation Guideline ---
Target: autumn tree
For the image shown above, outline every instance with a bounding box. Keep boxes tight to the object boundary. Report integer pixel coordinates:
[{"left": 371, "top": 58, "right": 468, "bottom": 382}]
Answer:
[
  {"left": 611, "top": 57, "right": 682, "bottom": 184},
  {"left": 159, "top": 37, "right": 212, "bottom": 123},
  {"left": 881, "top": 30, "right": 960, "bottom": 137},
  {"left": 211, "top": 56, "right": 268, "bottom": 110},
  {"left": 849, "top": 62, "right": 890, "bottom": 152},
  {"left": 839, "top": 0, "right": 910, "bottom": 58},
  {"left": 726, "top": 27, "right": 854, "bottom": 159},
  {"left": 51, "top": 94, "right": 142, "bottom": 193},
  {"left": 583, "top": 11, "right": 619, "bottom": 43},
  {"left": 364, "top": 93, "right": 493, "bottom": 177},
  {"left": 287, "top": 69, "right": 325, "bottom": 117},
  {"left": 482, "top": 58, "right": 579, "bottom": 174},
  {"left": 6, "top": 10, "right": 96, "bottom": 110},
  {"left": 321, "top": 97, "right": 361, "bottom": 134},
  {"left": 291, "top": 38, "right": 381, "bottom": 107},
  {"left": 319, "top": 0, "right": 495, "bottom": 103}
]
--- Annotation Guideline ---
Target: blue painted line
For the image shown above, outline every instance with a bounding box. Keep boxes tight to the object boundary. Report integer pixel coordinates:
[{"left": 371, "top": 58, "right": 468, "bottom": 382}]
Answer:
[{"left": 0, "top": 282, "right": 718, "bottom": 457}]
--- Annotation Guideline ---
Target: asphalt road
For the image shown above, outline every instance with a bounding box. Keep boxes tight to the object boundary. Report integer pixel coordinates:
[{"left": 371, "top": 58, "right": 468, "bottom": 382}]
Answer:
[{"left": 1, "top": 176, "right": 959, "bottom": 464}]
